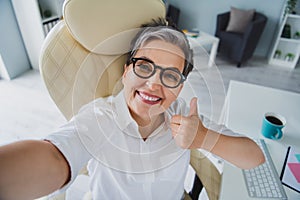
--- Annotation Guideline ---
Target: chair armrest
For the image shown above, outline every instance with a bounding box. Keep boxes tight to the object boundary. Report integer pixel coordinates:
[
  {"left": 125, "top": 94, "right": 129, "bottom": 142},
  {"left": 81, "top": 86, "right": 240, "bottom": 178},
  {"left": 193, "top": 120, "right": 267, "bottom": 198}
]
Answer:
[
  {"left": 215, "top": 12, "right": 230, "bottom": 36},
  {"left": 244, "top": 14, "right": 267, "bottom": 40},
  {"left": 189, "top": 150, "right": 221, "bottom": 200},
  {"left": 241, "top": 14, "right": 267, "bottom": 53}
]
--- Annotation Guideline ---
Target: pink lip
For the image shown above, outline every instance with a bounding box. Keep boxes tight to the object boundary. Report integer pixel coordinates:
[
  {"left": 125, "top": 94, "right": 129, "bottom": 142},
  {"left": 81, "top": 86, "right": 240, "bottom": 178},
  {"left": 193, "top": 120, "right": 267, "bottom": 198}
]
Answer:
[{"left": 136, "top": 91, "right": 162, "bottom": 105}]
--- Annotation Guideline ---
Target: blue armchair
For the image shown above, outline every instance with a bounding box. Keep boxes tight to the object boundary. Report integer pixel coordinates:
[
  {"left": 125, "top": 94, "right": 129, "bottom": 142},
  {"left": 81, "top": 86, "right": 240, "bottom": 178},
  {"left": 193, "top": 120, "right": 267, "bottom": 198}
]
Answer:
[{"left": 215, "top": 11, "right": 267, "bottom": 67}]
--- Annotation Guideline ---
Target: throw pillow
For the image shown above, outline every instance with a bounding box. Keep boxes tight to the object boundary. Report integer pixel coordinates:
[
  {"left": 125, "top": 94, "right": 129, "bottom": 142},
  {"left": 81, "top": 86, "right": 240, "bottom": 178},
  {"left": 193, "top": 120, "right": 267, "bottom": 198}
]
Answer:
[{"left": 226, "top": 6, "right": 255, "bottom": 33}]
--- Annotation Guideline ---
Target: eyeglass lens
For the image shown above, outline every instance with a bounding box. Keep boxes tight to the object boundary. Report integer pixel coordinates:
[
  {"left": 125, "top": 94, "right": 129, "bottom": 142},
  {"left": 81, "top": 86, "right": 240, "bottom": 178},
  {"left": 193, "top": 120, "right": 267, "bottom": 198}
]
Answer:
[{"left": 133, "top": 58, "right": 183, "bottom": 88}]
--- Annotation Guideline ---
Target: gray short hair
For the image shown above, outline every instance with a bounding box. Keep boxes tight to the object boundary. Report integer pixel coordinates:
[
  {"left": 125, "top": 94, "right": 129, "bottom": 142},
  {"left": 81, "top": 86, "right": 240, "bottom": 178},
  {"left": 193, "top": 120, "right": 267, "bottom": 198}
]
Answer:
[{"left": 126, "top": 19, "right": 193, "bottom": 77}]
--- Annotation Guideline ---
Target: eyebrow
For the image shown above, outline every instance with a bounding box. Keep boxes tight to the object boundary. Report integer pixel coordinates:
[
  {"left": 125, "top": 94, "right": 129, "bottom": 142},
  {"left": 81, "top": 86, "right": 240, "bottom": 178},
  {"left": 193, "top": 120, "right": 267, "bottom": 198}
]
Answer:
[
  {"left": 135, "top": 56, "right": 182, "bottom": 72},
  {"left": 137, "top": 56, "right": 154, "bottom": 63}
]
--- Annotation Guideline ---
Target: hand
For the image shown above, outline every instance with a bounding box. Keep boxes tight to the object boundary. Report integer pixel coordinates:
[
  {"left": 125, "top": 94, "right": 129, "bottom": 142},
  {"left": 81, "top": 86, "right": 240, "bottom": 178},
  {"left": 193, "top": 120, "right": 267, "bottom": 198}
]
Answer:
[{"left": 170, "top": 97, "right": 207, "bottom": 149}]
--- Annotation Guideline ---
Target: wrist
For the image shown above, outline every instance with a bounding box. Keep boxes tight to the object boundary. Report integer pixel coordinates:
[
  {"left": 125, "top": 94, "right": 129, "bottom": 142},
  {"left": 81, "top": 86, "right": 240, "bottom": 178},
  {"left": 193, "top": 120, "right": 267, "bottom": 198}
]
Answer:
[
  {"left": 199, "top": 128, "right": 221, "bottom": 152},
  {"left": 193, "top": 122, "right": 208, "bottom": 149}
]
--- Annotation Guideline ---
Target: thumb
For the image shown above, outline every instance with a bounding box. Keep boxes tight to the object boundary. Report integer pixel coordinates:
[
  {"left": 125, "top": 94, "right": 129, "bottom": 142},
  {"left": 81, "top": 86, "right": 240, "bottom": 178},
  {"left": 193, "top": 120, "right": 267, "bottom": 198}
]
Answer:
[{"left": 189, "top": 97, "right": 198, "bottom": 117}]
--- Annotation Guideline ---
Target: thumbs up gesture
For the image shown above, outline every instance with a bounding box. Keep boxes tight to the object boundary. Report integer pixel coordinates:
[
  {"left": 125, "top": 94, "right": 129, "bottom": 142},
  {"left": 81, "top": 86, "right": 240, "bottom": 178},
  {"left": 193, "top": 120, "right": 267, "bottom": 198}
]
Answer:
[{"left": 170, "top": 97, "right": 207, "bottom": 149}]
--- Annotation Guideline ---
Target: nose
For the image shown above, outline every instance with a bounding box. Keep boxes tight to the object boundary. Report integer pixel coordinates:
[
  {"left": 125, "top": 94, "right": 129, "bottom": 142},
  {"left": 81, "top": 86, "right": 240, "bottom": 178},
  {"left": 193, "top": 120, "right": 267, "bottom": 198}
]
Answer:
[{"left": 146, "top": 70, "right": 162, "bottom": 90}]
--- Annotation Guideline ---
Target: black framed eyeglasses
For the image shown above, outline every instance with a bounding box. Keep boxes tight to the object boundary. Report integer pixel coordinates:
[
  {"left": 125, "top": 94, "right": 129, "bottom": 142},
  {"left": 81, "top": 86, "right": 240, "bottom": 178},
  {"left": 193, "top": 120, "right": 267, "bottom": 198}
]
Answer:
[{"left": 131, "top": 57, "right": 186, "bottom": 88}]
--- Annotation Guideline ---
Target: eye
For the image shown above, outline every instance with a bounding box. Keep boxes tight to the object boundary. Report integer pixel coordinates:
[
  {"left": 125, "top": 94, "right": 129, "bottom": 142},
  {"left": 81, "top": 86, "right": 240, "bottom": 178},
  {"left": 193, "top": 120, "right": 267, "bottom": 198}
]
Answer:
[
  {"left": 136, "top": 63, "right": 153, "bottom": 74},
  {"left": 163, "top": 71, "right": 181, "bottom": 83},
  {"left": 138, "top": 64, "right": 152, "bottom": 72}
]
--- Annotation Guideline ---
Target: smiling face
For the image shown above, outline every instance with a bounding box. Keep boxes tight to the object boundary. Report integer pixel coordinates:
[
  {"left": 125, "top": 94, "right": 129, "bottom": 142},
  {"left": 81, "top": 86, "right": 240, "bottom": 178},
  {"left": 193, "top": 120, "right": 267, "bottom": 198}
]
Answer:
[{"left": 122, "top": 40, "right": 185, "bottom": 126}]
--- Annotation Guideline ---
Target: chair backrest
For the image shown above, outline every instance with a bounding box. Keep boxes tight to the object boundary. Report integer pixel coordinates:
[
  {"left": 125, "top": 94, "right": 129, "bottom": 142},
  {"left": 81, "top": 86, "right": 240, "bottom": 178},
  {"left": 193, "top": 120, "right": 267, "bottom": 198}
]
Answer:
[
  {"left": 166, "top": 4, "right": 180, "bottom": 26},
  {"left": 39, "top": 0, "right": 166, "bottom": 120},
  {"left": 216, "top": 11, "right": 267, "bottom": 33},
  {"left": 253, "top": 12, "right": 267, "bottom": 23}
]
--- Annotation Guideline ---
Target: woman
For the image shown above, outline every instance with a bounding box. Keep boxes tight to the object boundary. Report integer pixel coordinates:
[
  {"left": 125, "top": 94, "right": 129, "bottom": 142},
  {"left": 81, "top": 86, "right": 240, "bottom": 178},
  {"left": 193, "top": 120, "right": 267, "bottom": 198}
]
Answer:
[{"left": 0, "top": 19, "right": 264, "bottom": 200}]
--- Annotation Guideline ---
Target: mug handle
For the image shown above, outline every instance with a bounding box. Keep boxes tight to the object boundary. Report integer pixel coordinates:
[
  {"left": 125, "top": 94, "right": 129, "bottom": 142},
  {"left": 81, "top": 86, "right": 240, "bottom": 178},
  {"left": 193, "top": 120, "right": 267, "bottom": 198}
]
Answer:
[{"left": 271, "top": 128, "right": 283, "bottom": 140}]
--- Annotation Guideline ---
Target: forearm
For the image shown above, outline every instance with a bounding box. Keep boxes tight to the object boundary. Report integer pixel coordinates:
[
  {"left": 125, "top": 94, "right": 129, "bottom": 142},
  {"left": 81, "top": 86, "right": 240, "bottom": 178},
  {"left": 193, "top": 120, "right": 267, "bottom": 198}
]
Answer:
[
  {"left": 199, "top": 129, "right": 265, "bottom": 169},
  {"left": 0, "top": 140, "right": 70, "bottom": 199}
]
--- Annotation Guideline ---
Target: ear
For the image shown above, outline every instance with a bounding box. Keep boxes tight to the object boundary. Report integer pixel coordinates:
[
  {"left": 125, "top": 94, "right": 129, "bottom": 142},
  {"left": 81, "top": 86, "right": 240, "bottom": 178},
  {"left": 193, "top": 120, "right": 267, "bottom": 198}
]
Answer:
[{"left": 122, "top": 64, "right": 129, "bottom": 85}]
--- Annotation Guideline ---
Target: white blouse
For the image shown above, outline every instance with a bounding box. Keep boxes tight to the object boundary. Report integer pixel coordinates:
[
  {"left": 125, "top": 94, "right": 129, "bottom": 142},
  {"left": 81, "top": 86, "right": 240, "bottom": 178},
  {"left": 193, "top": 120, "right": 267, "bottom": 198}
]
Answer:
[
  {"left": 46, "top": 90, "right": 238, "bottom": 199},
  {"left": 46, "top": 91, "right": 192, "bottom": 199}
]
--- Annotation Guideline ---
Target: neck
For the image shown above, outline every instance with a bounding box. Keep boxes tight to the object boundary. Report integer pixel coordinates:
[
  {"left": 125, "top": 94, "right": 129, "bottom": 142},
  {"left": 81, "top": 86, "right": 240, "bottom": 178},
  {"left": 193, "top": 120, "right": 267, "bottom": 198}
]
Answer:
[{"left": 134, "top": 113, "right": 164, "bottom": 140}]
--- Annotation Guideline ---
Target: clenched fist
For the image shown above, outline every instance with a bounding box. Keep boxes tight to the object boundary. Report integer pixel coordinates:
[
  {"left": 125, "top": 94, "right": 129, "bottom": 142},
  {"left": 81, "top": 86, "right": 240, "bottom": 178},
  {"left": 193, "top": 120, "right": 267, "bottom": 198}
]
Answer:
[{"left": 170, "top": 97, "right": 207, "bottom": 149}]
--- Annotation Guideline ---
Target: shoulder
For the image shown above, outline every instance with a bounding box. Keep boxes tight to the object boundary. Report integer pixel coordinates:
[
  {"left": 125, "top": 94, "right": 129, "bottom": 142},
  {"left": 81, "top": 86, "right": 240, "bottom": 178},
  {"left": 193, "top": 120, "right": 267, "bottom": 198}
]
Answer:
[{"left": 77, "top": 96, "right": 115, "bottom": 116}]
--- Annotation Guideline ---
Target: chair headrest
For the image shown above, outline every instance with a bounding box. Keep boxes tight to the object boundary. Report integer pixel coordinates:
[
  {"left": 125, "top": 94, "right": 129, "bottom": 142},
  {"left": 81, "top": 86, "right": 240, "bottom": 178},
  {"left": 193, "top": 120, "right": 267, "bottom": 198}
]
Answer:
[{"left": 63, "top": 0, "right": 166, "bottom": 55}]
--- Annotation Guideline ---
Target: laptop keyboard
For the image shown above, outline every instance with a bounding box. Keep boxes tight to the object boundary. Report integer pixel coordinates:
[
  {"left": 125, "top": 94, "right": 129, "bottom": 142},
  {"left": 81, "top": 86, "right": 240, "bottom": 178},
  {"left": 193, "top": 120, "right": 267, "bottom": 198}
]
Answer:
[{"left": 242, "top": 139, "right": 287, "bottom": 199}]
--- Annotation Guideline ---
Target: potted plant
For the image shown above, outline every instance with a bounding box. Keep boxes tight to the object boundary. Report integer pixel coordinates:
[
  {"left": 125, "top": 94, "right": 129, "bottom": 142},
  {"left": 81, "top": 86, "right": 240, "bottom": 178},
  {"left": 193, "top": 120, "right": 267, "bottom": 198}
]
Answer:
[
  {"left": 285, "top": 0, "right": 298, "bottom": 15},
  {"left": 294, "top": 31, "right": 300, "bottom": 39},
  {"left": 274, "top": 50, "right": 282, "bottom": 59},
  {"left": 285, "top": 53, "right": 295, "bottom": 61}
]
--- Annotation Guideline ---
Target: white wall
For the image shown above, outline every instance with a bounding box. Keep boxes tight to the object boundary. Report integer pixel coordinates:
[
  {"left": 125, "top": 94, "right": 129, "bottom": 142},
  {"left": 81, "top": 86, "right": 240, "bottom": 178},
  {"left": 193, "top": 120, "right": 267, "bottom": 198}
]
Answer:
[
  {"left": 12, "top": 0, "right": 46, "bottom": 70},
  {"left": 0, "top": 0, "right": 31, "bottom": 79},
  {"left": 168, "top": 0, "right": 287, "bottom": 57}
]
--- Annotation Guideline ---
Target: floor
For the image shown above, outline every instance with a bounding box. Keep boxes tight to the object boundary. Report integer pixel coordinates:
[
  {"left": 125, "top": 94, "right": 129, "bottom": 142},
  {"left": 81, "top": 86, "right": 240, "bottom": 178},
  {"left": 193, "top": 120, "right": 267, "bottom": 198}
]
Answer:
[{"left": 1, "top": 56, "right": 300, "bottom": 199}]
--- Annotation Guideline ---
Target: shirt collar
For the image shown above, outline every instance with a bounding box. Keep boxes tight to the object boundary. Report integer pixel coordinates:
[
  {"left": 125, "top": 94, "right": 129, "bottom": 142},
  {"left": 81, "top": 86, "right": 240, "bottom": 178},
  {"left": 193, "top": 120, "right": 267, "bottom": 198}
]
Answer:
[{"left": 111, "top": 90, "right": 137, "bottom": 131}]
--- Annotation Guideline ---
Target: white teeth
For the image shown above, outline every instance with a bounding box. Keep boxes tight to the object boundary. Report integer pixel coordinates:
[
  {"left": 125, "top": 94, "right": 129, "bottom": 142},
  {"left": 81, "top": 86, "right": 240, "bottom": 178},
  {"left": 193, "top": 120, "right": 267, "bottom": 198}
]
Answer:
[{"left": 139, "top": 92, "right": 160, "bottom": 101}]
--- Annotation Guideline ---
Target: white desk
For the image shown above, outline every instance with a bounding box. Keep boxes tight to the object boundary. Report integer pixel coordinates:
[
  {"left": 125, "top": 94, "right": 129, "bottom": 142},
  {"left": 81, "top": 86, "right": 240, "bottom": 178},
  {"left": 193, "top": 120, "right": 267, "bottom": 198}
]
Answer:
[
  {"left": 187, "top": 32, "right": 219, "bottom": 67},
  {"left": 219, "top": 80, "right": 300, "bottom": 200}
]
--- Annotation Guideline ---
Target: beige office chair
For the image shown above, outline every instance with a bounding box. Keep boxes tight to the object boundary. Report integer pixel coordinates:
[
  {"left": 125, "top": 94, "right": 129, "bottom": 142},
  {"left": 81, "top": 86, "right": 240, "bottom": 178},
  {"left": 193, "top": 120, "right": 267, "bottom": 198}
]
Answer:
[{"left": 39, "top": 0, "right": 221, "bottom": 199}]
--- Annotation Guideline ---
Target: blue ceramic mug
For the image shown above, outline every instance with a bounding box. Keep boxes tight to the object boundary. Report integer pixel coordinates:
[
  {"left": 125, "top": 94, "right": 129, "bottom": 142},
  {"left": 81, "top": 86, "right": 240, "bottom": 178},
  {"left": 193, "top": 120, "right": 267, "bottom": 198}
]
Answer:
[{"left": 261, "top": 112, "right": 286, "bottom": 140}]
